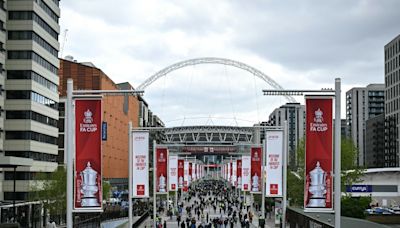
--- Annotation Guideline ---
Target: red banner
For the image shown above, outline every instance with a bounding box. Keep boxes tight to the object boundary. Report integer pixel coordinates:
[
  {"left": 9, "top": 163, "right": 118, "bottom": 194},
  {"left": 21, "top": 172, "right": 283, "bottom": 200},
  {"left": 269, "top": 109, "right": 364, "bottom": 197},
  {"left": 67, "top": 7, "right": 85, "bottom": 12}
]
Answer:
[
  {"left": 251, "top": 147, "right": 262, "bottom": 193},
  {"left": 156, "top": 148, "right": 168, "bottom": 194},
  {"left": 237, "top": 159, "right": 242, "bottom": 189},
  {"left": 304, "top": 96, "right": 333, "bottom": 211},
  {"left": 188, "top": 162, "right": 192, "bottom": 185},
  {"left": 178, "top": 159, "right": 184, "bottom": 188},
  {"left": 74, "top": 99, "right": 102, "bottom": 210}
]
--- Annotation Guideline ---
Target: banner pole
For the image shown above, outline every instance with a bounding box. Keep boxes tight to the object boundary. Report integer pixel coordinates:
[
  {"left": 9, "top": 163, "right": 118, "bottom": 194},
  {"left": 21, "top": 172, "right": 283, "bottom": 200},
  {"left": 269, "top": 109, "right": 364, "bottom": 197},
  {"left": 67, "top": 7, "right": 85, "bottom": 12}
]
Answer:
[
  {"left": 334, "top": 78, "right": 341, "bottom": 228},
  {"left": 282, "top": 121, "right": 288, "bottom": 228},
  {"left": 153, "top": 140, "right": 157, "bottom": 228},
  {"left": 66, "top": 79, "right": 73, "bottom": 228},
  {"left": 261, "top": 139, "right": 266, "bottom": 219},
  {"left": 128, "top": 122, "right": 133, "bottom": 227}
]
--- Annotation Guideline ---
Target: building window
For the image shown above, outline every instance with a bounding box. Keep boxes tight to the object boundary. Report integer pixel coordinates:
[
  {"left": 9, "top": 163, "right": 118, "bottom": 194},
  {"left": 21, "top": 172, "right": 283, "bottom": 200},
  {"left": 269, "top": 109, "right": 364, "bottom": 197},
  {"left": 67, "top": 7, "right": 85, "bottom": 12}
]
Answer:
[
  {"left": 8, "top": 31, "right": 58, "bottom": 57},
  {"left": 6, "top": 110, "right": 58, "bottom": 128},
  {"left": 7, "top": 70, "right": 58, "bottom": 92},
  {"left": 6, "top": 131, "right": 58, "bottom": 145},
  {"left": 9, "top": 11, "right": 58, "bottom": 39},
  {"left": 35, "top": 0, "right": 59, "bottom": 22},
  {"left": 5, "top": 151, "right": 58, "bottom": 163},
  {"left": 6, "top": 90, "right": 58, "bottom": 110},
  {"left": 8, "top": 51, "right": 58, "bottom": 74}
]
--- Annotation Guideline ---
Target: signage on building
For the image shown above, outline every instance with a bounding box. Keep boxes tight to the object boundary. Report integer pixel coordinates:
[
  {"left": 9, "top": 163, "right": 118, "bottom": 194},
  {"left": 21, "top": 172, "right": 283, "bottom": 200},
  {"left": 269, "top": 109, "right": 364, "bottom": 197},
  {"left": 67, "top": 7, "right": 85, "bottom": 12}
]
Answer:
[
  {"left": 132, "top": 131, "right": 149, "bottom": 198},
  {"left": 182, "top": 146, "right": 236, "bottom": 154},
  {"left": 265, "top": 130, "right": 283, "bottom": 197},
  {"left": 346, "top": 185, "right": 372, "bottom": 193},
  {"left": 304, "top": 96, "right": 334, "bottom": 212},
  {"left": 101, "top": 122, "right": 107, "bottom": 141},
  {"left": 74, "top": 99, "right": 103, "bottom": 211}
]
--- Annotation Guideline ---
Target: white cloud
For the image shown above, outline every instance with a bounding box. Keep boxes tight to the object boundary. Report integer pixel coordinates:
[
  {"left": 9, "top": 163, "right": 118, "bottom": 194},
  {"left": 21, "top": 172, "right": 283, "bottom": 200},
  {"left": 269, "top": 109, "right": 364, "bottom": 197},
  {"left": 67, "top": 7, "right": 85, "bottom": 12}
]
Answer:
[{"left": 59, "top": 0, "right": 398, "bottom": 127}]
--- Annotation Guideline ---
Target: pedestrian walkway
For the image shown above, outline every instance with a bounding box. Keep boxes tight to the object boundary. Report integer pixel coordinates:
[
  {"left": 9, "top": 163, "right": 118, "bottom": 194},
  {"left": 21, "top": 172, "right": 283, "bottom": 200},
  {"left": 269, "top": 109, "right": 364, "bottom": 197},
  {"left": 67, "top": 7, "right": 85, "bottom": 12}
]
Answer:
[{"left": 150, "top": 179, "right": 276, "bottom": 227}]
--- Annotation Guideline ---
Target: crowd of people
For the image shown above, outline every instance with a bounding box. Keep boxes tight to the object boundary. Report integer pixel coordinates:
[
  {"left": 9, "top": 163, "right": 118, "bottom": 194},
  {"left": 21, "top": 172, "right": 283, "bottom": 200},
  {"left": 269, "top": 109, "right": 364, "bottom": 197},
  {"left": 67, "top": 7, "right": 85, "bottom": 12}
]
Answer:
[{"left": 157, "top": 179, "right": 259, "bottom": 228}]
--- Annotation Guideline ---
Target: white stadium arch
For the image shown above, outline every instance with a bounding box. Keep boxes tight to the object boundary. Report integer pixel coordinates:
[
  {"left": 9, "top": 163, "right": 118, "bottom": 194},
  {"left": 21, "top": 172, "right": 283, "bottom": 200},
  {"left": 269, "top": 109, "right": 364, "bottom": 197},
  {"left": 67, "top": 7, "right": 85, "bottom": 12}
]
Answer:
[{"left": 137, "top": 57, "right": 296, "bottom": 103}]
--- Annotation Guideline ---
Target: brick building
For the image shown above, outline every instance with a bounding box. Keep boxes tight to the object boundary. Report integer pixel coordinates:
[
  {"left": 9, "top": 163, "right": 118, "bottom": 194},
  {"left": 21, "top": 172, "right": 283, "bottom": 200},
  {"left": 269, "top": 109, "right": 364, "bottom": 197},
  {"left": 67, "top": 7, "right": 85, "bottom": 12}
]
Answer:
[{"left": 58, "top": 58, "right": 140, "bottom": 185}]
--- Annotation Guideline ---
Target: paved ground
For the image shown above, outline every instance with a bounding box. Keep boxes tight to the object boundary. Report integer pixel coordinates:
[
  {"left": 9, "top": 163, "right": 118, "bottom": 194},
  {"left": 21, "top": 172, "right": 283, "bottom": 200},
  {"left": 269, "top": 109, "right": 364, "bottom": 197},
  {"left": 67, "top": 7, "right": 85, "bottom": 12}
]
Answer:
[{"left": 151, "top": 193, "right": 276, "bottom": 228}]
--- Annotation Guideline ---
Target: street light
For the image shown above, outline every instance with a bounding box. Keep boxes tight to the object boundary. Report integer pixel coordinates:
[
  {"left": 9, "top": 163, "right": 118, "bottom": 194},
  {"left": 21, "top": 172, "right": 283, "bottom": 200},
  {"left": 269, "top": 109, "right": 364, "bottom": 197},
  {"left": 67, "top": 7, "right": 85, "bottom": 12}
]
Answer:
[{"left": 262, "top": 78, "right": 341, "bottom": 228}]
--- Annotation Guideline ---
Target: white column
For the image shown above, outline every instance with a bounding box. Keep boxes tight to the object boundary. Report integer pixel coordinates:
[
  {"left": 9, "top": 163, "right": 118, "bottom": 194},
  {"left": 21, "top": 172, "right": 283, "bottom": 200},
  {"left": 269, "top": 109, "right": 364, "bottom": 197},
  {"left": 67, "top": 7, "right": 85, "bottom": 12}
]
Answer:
[
  {"left": 282, "top": 121, "right": 288, "bottom": 228},
  {"left": 334, "top": 78, "right": 342, "bottom": 228},
  {"left": 128, "top": 122, "right": 133, "bottom": 227},
  {"left": 66, "top": 79, "right": 73, "bottom": 228}
]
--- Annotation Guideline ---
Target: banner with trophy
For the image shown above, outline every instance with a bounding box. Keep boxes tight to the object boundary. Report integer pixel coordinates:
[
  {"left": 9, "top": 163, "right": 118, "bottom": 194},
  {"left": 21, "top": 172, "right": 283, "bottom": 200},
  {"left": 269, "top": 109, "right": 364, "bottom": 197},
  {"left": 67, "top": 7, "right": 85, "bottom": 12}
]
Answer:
[
  {"left": 304, "top": 96, "right": 333, "bottom": 211},
  {"left": 178, "top": 159, "right": 184, "bottom": 189},
  {"left": 241, "top": 155, "right": 251, "bottom": 191},
  {"left": 156, "top": 148, "right": 168, "bottom": 194},
  {"left": 74, "top": 99, "right": 102, "bottom": 211},
  {"left": 168, "top": 155, "right": 178, "bottom": 191},
  {"left": 237, "top": 159, "right": 242, "bottom": 189},
  {"left": 265, "top": 130, "right": 283, "bottom": 197},
  {"left": 132, "top": 131, "right": 149, "bottom": 198},
  {"left": 232, "top": 160, "right": 237, "bottom": 186},
  {"left": 250, "top": 147, "right": 262, "bottom": 193},
  {"left": 188, "top": 162, "right": 192, "bottom": 186},
  {"left": 192, "top": 163, "right": 196, "bottom": 181},
  {"left": 183, "top": 160, "right": 189, "bottom": 192}
]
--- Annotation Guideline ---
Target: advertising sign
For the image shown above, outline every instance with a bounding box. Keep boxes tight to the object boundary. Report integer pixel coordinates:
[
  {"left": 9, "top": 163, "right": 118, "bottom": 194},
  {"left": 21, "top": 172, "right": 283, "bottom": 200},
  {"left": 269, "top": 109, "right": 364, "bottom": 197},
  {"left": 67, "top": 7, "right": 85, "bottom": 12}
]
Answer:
[
  {"left": 132, "top": 131, "right": 149, "bottom": 198},
  {"left": 188, "top": 162, "right": 192, "bottom": 186},
  {"left": 265, "top": 130, "right": 283, "bottom": 197},
  {"left": 74, "top": 99, "right": 102, "bottom": 211},
  {"left": 192, "top": 163, "right": 196, "bottom": 181},
  {"left": 232, "top": 160, "right": 237, "bottom": 186},
  {"left": 178, "top": 159, "right": 184, "bottom": 189},
  {"left": 183, "top": 161, "right": 189, "bottom": 192},
  {"left": 169, "top": 155, "right": 178, "bottom": 191},
  {"left": 156, "top": 148, "right": 168, "bottom": 194},
  {"left": 241, "top": 155, "right": 251, "bottom": 191},
  {"left": 346, "top": 185, "right": 372, "bottom": 193},
  {"left": 304, "top": 96, "right": 333, "bottom": 211},
  {"left": 237, "top": 159, "right": 242, "bottom": 189},
  {"left": 251, "top": 147, "right": 262, "bottom": 193}
]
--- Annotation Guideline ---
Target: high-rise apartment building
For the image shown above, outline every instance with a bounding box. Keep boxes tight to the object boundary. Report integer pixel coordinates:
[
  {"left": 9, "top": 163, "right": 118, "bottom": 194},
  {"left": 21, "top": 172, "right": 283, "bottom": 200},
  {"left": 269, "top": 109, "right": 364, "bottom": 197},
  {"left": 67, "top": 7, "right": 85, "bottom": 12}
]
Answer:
[
  {"left": 384, "top": 34, "right": 400, "bottom": 167},
  {"left": 0, "top": 0, "right": 60, "bottom": 201},
  {"left": 365, "top": 114, "right": 385, "bottom": 168},
  {"left": 267, "top": 103, "right": 305, "bottom": 169},
  {"left": 346, "top": 84, "right": 385, "bottom": 167}
]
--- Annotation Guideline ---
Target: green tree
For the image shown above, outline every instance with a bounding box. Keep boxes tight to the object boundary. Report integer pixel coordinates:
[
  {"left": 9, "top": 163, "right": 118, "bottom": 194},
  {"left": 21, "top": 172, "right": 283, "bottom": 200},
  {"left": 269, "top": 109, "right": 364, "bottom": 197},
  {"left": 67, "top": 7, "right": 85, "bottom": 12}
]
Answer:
[
  {"left": 287, "top": 137, "right": 365, "bottom": 206},
  {"left": 30, "top": 166, "right": 67, "bottom": 217},
  {"left": 103, "top": 180, "right": 111, "bottom": 201}
]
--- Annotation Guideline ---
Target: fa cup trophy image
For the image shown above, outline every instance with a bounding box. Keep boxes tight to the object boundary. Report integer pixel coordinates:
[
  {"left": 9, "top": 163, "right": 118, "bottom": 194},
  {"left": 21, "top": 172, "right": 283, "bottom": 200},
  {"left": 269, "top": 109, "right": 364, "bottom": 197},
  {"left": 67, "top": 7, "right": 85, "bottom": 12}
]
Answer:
[
  {"left": 80, "top": 162, "right": 100, "bottom": 207},
  {"left": 252, "top": 172, "right": 259, "bottom": 192},
  {"left": 159, "top": 173, "right": 166, "bottom": 192},
  {"left": 178, "top": 175, "right": 183, "bottom": 188},
  {"left": 307, "top": 161, "right": 327, "bottom": 207}
]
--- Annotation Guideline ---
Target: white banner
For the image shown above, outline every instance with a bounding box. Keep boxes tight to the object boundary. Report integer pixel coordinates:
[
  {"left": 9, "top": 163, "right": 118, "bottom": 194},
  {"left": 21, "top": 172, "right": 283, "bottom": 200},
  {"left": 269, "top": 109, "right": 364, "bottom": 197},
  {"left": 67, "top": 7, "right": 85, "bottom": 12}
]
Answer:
[
  {"left": 241, "top": 155, "right": 251, "bottom": 191},
  {"left": 169, "top": 155, "right": 178, "bottom": 192},
  {"left": 192, "top": 163, "right": 196, "bottom": 181},
  {"left": 132, "top": 131, "right": 149, "bottom": 198},
  {"left": 184, "top": 161, "right": 190, "bottom": 187},
  {"left": 232, "top": 160, "right": 237, "bottom": 186},
  {"left": 265, "top": 130, "right": 283, "bottom": 197}
]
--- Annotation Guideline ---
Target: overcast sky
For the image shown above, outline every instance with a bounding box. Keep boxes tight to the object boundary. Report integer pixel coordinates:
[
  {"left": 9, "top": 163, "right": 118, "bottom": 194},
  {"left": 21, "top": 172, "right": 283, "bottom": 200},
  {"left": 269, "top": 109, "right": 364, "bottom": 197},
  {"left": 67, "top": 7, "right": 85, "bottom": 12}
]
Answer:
[{"left": 60, "top": 0, "right": 400, "bottom": 127}]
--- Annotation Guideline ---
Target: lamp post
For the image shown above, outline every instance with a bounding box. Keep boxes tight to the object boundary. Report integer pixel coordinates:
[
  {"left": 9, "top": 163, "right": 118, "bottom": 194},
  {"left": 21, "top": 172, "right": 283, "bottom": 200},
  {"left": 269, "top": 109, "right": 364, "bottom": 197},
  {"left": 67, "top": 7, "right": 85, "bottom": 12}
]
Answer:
[{"left": 262, "top": 78, "right": 341, "bottom": 228}]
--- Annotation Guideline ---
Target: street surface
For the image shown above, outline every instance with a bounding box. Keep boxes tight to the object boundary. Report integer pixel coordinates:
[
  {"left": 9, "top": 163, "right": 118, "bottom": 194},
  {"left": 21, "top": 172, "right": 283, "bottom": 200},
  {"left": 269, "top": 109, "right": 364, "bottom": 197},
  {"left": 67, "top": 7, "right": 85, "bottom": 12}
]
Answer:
[{"left": 149, "top": 179, "right": 276, "bottom": 228}]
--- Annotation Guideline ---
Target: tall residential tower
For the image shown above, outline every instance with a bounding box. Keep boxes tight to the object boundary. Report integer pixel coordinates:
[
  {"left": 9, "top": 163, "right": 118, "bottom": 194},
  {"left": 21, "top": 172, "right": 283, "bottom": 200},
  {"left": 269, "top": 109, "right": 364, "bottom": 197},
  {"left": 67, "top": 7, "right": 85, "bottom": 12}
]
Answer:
[
  {"left": 385, "top": 34, "right": 400, "bottom": 167},
  {"left": 0, "top": 0, "right": 60, "bottom": 201}
]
